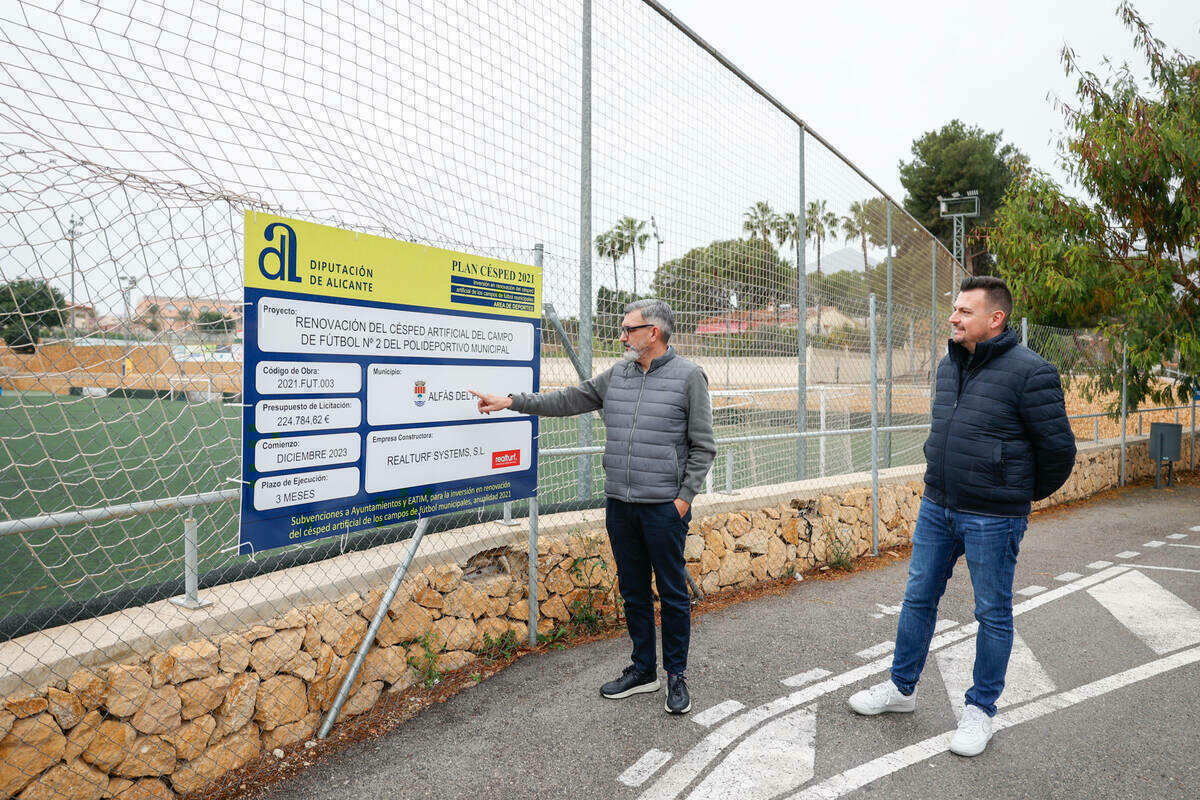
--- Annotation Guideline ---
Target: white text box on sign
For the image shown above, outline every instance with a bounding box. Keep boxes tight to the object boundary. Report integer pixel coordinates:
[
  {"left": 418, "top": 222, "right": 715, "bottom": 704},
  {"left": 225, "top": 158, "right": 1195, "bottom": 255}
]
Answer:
[
  {"left": 364, "top": 420, "right": 532, "bottom": 494},
  {"left": 255, "top": 397, "right": 362, "bottom": 434},
  {"left": 258, "top": 296, "right": 534, "bottom": 361},
  {"left": 366, "top": 363, "right": 532, "bottom": 426},
  {"left": 254, "top": 432, "right": 362, "bottom": 473},
  {"left": 255, "top": 360, "right": 362, "bottom": 395},
  {"left": 253, "top": 466, "right": 360, "bottom": 511}
]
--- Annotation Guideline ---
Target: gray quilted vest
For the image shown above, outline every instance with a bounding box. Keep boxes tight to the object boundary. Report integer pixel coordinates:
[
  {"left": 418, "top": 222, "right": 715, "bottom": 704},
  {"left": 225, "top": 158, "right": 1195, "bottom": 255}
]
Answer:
[{"left": 602, "top": 350, "right": 700, "bottom": 503}]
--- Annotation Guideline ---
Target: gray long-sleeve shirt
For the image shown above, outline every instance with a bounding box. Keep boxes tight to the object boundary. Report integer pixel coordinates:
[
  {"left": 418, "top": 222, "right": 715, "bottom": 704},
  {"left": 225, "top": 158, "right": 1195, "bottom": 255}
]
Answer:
[{"left": 509, "top": 347, "right": 716, "bottom": 504}]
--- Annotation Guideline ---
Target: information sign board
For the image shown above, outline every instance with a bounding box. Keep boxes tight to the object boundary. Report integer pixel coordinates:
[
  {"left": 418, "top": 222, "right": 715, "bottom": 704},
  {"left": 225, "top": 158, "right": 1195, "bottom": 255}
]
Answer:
[{"left": 240, "top": 213, "right": 540, "bottom": 553}]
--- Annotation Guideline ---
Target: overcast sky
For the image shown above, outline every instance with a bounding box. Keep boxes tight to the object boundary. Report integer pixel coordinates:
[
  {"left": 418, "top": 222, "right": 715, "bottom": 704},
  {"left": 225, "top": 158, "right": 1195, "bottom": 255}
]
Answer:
[{"left": 661, "top": 0, "right": 1200, "bottom": 203}]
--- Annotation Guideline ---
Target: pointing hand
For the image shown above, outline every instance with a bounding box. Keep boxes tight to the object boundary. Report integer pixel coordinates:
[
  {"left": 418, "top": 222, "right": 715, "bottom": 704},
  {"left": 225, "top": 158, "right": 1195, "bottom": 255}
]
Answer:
[{"left": 469, "top": 390, "right": 512, "bottom": 415}]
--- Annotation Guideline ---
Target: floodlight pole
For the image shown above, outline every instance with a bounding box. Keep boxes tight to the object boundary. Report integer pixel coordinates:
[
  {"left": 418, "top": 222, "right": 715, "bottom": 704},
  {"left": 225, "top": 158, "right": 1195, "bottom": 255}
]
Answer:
[{"left": 937, "top": 191, "right": 979, "bottom": 286}]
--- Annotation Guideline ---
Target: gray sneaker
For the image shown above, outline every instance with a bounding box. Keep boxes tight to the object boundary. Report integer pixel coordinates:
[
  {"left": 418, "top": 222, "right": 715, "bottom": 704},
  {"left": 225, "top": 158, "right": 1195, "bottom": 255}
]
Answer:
[
  {"left": 600, "top": 665, "right": 660, "bottom": 699},
  {"left": 665, "top": 673, "right": 691, "bottom": 715},
  {"left": 848, "top": 680, "right": 917, "bottom": 715}
]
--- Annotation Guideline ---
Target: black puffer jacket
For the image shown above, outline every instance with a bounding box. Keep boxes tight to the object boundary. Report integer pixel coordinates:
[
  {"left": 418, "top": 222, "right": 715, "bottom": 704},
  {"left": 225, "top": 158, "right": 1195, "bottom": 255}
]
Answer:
[{"left": 923, "top": 327, "right": 1076, "bottom": 517}]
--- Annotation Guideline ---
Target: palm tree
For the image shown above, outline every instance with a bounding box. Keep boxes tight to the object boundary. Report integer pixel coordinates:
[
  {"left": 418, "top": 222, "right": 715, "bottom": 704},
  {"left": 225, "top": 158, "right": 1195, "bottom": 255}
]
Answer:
[
  {"left": 806, "top": 200, "right": 839, "bottom": 333},
  {"left": 841, "top": 200, "right": 871, "bottom": 272},
  {"left": 743, "top": 201, "right": 780, "bottom": 243},
  {"left": 594, "top": 229, "right": 621, "bottom": 294},
  {"left": 612, "top": 216, "right": 650, "bottom": 296},
  {"left": 775, "top": 211, "right": 802, "bottom": 250}
]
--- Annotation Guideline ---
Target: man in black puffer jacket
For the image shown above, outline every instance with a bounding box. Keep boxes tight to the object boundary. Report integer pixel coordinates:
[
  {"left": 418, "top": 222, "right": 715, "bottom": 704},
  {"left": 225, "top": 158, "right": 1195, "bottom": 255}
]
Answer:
[{"left": 848, "top": 276, "right": 1075, "bottom": 757}]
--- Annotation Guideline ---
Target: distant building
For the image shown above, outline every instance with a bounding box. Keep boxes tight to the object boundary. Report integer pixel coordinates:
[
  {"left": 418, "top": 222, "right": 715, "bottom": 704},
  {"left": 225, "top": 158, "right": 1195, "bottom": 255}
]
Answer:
[
  {"left": 134, "top": 296, "right": 243, "bottom": 332},
  {"left": 65, "top": 304, "right": 97, "bottom": 332},
  {"left": 694, "top": 305, "right": 857, "bottom": 337}
]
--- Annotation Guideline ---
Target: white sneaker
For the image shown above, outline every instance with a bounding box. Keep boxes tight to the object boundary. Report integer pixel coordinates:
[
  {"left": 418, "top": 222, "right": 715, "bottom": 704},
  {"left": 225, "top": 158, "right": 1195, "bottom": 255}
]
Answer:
[
  {"left": 949, "top": 704, "right": 993, "bottom": 756},
  {"left": 848, "top": 681, "right": 917, "bottom": 715}
]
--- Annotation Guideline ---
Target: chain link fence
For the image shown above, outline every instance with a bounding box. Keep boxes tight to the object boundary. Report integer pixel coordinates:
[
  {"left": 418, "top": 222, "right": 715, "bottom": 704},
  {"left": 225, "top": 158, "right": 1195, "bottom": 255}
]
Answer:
[{"left": 0, "top": 1, "right": 1195, "bottom": 798}]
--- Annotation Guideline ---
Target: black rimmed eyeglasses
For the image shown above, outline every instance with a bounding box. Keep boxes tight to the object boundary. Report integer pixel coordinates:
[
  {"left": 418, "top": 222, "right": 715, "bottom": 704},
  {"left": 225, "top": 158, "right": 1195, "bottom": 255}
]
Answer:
[{"left": 620, "top": 323, "right": 654, "bottom": 336}]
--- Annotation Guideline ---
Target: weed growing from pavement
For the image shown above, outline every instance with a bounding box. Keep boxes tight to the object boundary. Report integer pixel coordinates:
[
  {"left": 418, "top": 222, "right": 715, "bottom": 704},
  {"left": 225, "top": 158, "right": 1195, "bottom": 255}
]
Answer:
[
  {"left": 476, "top": 629, "right": 520, "bottom": 664},
  {"left": 823, "top": 519, "right": 855, "bottom": 572},
  {"left": 566, "top": 554, "right": 617, "bottom": 634},
  {"left": 407, "top": 632, "right": 443, "bottom": 688}
]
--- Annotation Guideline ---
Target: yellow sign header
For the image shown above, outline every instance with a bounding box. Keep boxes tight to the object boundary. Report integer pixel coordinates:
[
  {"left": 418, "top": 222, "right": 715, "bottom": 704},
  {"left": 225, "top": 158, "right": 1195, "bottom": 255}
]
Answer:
[{"left": 244, "top": 212, "right": 541, "bottom": 319}]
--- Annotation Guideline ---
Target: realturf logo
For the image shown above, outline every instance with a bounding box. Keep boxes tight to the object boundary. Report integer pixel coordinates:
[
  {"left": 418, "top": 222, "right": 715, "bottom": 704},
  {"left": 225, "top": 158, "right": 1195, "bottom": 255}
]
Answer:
[{"left": 491, "top": 449, "right": 520, "bottom": 469}]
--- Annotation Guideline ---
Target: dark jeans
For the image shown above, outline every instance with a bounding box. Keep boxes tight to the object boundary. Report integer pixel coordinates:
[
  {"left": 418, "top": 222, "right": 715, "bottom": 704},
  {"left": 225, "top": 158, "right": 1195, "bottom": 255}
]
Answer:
[
  {"left": 891, "top": 497, "right": 1028, "bottom": 716},
  {"left": 605, "top": 498, "right": 692, "bottom": 676}
]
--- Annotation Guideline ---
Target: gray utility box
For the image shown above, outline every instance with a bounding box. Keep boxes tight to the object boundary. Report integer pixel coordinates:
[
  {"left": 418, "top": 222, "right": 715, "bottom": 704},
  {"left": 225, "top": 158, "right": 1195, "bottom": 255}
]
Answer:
[
  {"left": 1150, "top": 422, "right": 1182, "bottom": 488},
  {"left": 1150, "top": 422, "right": 1182, "bottom": 461}
]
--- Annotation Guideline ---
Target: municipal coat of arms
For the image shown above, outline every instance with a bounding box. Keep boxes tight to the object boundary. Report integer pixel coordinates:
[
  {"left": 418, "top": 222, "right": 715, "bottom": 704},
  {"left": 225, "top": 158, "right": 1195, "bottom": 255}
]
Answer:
[{"left": 413, "top": 379, "right": 426, "bottom": 407}]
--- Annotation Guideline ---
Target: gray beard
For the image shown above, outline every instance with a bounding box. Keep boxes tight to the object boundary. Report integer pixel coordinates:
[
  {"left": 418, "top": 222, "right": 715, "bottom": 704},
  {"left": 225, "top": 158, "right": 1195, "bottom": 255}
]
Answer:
[{"left": 621, "top": 346, "right": 642, "bottom": 362}]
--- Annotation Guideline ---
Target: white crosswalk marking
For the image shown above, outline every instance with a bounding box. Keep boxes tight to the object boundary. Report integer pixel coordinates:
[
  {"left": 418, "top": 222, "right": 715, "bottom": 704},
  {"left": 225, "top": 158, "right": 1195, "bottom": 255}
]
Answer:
[
  {"left": 1115, "top": 551, "right": 1140, "bottom": 559},
  {"left": 781, "top": 668, "right": 831, "bottom": 688},
  {"left": 1087, "top": 560, "right": 1113, "bottom": 569},
  {"left": 686, "top": 708, "right": 816, "bottom": 800},
  {"left": 935, "top": 629, "right": 1056, "bottom": 720},
  {"left": 619, "top": 750, "right": 673, "bottom": 787},
  {"left": 692, "top": 700, "right": 745, "bottom": 728},
  {"left": 1088, "top": 570, "right": 1200, "bottom": 654},
  {"left": 1168, "top": 533, "right": 1189, "bottom": 539},
  {"left": 855, "top": 642, "right": 894, "bottom": 660},
  {"left": 1055, "top": 572, "right": 1083, "bottom": 581},
  {"left": 1144, "top": 541, "right": 1165, "bottom": 548},
  {"left": 1017, "top": 585, "right": 1048, "bottom": 596}
]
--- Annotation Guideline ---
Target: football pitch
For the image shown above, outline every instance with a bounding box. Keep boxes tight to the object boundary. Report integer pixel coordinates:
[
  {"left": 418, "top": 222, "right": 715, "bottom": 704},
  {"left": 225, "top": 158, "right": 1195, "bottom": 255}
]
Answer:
[{"left": 0, "top": 393, "right": 925, "bottom": 629}]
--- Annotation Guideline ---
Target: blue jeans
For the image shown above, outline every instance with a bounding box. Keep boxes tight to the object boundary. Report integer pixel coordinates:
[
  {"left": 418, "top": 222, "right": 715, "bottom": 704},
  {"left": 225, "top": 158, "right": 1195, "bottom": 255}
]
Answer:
[
  {"left": 890, "top": 497, "right": 1027, "bottom": 716},
  {"left": 605, "top": 498, "right": 692, "bottom": 676}
]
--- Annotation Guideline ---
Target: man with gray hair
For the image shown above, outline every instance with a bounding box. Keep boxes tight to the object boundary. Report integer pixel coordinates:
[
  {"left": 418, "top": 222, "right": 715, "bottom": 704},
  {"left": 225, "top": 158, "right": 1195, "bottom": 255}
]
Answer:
[{"left": 471, "top": 299, "right": 715, "bottom": 715}]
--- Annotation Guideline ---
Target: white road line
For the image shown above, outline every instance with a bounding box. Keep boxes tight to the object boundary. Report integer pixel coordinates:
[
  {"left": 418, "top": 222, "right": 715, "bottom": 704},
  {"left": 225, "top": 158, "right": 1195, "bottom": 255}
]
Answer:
[
  {"left": 934, "top": 619, "right": 959, "bottom": 633},
  {"left": 1016, "top": 585, "right": 1047, "bottom": 596},
  {"left": 1087, "top": 561, "right": 1113, "bottom": 569},
  {"left": 1168, "top": 543, "right": 1200, "bottom": 550},
  {"left": 619, "top": 750, "right": 673, "bottom": 787},
  {"left": 686, "top": 708, "right": 816, "bottom": 800},
  {"left": 692, "top": 700, "right": 745, "bottom": 728},
  {"left": 1088, "top": 570, "right": 1200, "bottom": 654},
  {"left": 781, "top": 669, "right": 832, "bottom": 688},
  {"left": 1131, "top": 564, "right": 1200, "bottom": 575},
  {"left": 935, "top": 630, "right": 1055, "bottom": 720},
  {"left": 637, "top": 566, "right": 1129, "bottom": 800},
  {"left": 1190, "top": 526, "right": 1200, "bottom": 532},
  {"left": 1144, "top": 541, "right": 1165, "bottom": 548},
  {"left": 787, "top": 645, "right": 1200, "bottom": 800},
  {"left": 1055, "top": 572, "right": 1082, "bottom": 582},
  {"left": 1115, "top": 551, "right": 1140, "bottom": 559},
  {"left": 1167, "top": 533, "right": 1189, "bottom": 539},
  {"left": 855, "top": 642, "right": 895, "bottom": 660}
]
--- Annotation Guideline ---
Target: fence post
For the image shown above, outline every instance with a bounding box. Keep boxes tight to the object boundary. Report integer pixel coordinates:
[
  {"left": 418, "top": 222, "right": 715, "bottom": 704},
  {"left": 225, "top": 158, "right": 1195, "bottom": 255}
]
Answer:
[
  {"left": 318, "top": 517, "right": 430, "bottom": 739},
  {"left": 819, "top": 388, "right": 827, "bottom": 477},
  {"left": 169, "top": 516, "right": 211, "bottom": 610},
  {"left": 1192, "top": 388, "right": 1196, "bottom": 471},
  {"left": 1021, "top": 317, "right": 1028, "bottom": 347},
  {"left": 930, "top": 240, "right": 937, "bottom": 414},
  {"left": 884, "top": 203, "right": 893, "bottom": 467},
  {"left": 528, "top": 496, "right": 539, "bottom": 647},
  {"left": 1120, "top": 332, "right": 1128, "bottom": 487},
  {"left": 796, "top": 126, "right": 808, "bottom": 481},
  {"left": 577, "top": 0, "right": 594, "bottom": 502},
  {"left": 869, "top": 293, "right": 879, "bottom": 556}
]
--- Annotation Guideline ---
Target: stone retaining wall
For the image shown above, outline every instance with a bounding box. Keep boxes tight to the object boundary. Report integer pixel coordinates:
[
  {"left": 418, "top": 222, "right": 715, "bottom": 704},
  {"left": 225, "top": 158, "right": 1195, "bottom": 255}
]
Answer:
[{"left": 0, "top": 435, "right": 1191, "bottom": 799}]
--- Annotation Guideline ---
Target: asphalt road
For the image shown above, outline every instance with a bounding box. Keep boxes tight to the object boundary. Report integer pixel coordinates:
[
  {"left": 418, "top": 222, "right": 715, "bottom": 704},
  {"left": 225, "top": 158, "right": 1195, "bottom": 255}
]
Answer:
[{"left": 257, "top": 483, "right": 1200, "bottom": 800}]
